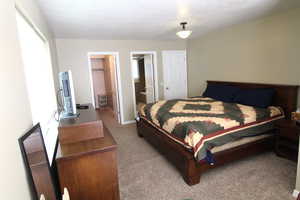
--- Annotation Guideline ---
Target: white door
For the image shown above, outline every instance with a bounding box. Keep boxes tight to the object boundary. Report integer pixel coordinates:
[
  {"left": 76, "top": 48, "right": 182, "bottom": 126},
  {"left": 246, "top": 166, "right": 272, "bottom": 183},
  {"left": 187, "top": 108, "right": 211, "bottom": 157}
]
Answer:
[
  {"left": 110, "top": 56, "right": 121, "bottom": 123},
  {"left": 162, "top": 50, "right": 187, "bottom": 100},
  {"left": 144, "top": 54, "right": 155, "bottom": 103}
]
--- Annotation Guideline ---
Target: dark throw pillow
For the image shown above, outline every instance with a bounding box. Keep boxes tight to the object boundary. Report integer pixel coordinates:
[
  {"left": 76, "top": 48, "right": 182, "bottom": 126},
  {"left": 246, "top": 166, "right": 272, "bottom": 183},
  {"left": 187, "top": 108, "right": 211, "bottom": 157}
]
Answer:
[
  {"left": 233, "top": 88, "right": 275, "bottom": 108},
  {"left": 202, "top": 84, "right": 240, "bottom": 103}
]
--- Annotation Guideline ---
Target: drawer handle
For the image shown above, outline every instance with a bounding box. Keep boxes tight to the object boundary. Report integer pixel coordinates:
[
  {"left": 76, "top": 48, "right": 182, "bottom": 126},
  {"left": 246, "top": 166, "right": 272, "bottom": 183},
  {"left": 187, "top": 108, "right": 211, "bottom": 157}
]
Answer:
[
  {"left": 63, "top": 187, "right": 70, "bottom": 200},
  {"left": 40, "top": 194, "right": 46, "bottom": 200}
]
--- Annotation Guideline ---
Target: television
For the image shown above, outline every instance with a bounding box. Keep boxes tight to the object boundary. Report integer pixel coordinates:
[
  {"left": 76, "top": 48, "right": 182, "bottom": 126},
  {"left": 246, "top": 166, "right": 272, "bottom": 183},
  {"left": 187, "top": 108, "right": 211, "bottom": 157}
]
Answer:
[{"left": 58, "top": 70, "right": 78, "bottom": 119}]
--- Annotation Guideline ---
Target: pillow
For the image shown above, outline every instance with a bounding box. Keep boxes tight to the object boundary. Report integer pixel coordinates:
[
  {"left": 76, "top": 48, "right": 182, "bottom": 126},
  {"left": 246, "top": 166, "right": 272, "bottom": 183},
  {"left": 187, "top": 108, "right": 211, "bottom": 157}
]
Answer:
[
  {"left": 233, "top": 88, "right": 275, "bottom": 108},
  {"left": 202, "top": 84, "right": 240, "bottom": 102}
]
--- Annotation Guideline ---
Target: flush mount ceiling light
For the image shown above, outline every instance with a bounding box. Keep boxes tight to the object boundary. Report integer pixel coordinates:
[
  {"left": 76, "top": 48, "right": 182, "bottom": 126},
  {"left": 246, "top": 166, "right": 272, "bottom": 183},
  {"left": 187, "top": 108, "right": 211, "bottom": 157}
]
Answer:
[{"left": 176, "top": 22, "right": 192, "bottom": 39}]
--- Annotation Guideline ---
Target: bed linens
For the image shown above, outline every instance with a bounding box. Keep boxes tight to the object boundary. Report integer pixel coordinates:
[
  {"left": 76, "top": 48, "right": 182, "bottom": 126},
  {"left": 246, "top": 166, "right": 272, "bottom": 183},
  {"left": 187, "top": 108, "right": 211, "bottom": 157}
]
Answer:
[{"left": 138, "top": 97, "right": 284, "bottom": 161}]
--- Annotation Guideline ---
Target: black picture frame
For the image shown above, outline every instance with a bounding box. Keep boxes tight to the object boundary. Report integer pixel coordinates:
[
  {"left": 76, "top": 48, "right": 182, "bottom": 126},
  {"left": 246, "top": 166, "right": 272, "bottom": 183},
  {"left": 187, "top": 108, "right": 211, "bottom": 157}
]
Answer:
[{"left": 18, "top": 123, "right": 59, "bottom": 200}]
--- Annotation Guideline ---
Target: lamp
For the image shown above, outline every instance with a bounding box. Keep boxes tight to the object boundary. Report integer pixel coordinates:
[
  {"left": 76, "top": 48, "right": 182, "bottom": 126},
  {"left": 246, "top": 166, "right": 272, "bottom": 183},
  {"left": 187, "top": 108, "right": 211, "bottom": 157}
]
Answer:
[{"left": 176, "top": 22, "right": 192, "bottom": 39}]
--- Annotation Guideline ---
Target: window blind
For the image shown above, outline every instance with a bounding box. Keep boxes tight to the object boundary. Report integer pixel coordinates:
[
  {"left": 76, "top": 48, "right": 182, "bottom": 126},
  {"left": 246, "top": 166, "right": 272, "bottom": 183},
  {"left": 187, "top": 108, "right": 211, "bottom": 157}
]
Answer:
[{"left": 16, "top": 9, "right": 58, "bottom": 163}]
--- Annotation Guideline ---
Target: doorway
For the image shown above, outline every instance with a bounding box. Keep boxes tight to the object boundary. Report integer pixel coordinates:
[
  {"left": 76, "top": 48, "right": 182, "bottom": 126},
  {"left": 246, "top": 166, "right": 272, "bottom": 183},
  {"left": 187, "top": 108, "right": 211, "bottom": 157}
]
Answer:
[
  {"left": 88, "top": 52, "right": 122, "bottom": 124},
  {"left": 130, "top": 51, "right": 158, "bottom": 117}
]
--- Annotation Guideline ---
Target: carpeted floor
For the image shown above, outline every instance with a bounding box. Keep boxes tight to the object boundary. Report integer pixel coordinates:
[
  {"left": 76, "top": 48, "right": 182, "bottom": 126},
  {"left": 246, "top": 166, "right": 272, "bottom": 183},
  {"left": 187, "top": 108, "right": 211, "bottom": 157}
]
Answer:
[{"left": 98, "top": 110, "right": 297, "bottom": 200}]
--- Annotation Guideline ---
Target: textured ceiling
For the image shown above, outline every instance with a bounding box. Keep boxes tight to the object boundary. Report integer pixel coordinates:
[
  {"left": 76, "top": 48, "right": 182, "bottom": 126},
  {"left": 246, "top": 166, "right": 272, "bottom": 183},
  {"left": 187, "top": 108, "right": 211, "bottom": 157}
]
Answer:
[{"left": 37, "top": 0, "right": 300, "bottom": 40}]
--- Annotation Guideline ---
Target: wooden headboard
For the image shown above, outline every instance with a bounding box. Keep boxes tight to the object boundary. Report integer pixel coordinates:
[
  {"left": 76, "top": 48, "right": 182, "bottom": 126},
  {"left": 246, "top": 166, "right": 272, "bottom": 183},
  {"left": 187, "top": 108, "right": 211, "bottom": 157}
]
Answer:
[{"left": 207, "top": 80, "right": 299, "bottom": 119}]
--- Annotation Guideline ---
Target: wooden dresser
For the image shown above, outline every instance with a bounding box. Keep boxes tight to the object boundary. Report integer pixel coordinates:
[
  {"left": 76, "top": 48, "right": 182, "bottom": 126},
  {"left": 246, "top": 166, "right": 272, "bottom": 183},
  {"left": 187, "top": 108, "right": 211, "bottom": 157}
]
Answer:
[{"left": 55, "top": 106, "right": 120, "bottom": 200}]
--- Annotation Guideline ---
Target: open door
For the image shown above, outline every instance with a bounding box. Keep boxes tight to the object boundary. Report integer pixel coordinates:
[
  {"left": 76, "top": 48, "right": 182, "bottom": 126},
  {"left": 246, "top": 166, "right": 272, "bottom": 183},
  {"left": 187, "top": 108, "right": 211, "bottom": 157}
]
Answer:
[
  {"left": 144, "top": 54, "right": 155, "bottom": 103},
  {"left": 109, "top": 56, "right": 121, "bottom": 122}
]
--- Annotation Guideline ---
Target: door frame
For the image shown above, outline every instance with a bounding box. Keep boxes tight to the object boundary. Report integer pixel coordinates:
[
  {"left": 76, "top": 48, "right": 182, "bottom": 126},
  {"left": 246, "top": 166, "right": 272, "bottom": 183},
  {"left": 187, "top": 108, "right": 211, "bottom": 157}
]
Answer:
[
  {"left": 130, "top": 51, "right": 159, "bottom": 118},
  {"left": 162, "top": 50, "right": 188, "bottom": 100},
  {"left": 87, "top": 52, "right": 123, "bottom": 124}
]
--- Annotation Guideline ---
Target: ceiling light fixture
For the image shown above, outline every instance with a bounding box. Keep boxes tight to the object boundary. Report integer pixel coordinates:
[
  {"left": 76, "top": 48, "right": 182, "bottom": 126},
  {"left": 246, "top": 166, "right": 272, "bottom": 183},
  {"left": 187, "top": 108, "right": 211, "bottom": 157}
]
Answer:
[{"left": 176, "top": 22, "right": 192, "bottom": 39}]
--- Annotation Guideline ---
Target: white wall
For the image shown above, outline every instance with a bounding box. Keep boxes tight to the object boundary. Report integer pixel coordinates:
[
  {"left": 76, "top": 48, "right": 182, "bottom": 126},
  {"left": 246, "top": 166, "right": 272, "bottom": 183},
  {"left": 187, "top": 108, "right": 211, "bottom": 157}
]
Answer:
[
  {"left": 0, "top": 0, "right": 58, "bottom": 199},
  {"left": 187, "top": 7, "right": 300, "bottom": 97},
  {"left": 55, "top": 39, "right": 187, "bottom": 122}
]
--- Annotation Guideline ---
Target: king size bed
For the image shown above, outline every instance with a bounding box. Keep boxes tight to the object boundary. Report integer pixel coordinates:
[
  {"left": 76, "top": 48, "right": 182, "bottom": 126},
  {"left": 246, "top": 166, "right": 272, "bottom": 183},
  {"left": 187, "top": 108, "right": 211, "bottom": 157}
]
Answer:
[{"left": 136, "top": 80, "right": 298, "bottom": 185}]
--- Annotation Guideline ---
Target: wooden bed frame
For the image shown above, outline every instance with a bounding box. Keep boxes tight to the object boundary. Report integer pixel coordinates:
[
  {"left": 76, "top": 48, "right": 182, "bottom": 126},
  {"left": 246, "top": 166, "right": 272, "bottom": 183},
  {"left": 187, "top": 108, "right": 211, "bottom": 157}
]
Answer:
[{"left": 136, "top": 80, "right": 299, "bottom": 185}]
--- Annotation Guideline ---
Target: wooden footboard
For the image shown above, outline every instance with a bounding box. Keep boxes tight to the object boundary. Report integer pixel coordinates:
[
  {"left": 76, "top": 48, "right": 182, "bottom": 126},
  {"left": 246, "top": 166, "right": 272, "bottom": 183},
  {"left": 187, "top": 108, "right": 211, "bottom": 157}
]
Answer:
[{"left": 136, "top": 117, "right": 275, "bottom": 185}]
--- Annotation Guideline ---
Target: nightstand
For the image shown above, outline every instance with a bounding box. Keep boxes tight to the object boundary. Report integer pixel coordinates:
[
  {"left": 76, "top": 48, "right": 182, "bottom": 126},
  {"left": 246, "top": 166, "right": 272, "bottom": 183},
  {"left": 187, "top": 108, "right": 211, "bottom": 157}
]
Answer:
[{"left": 275, "top": 119, "right": 300, "bottom": 161}]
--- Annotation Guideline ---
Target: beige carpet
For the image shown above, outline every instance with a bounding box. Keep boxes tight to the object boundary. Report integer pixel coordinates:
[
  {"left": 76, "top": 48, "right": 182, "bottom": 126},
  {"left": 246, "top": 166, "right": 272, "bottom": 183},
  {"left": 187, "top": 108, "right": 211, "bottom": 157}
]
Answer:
[{"left": 98, "top": 111, "right": 297, "bottom": 200}]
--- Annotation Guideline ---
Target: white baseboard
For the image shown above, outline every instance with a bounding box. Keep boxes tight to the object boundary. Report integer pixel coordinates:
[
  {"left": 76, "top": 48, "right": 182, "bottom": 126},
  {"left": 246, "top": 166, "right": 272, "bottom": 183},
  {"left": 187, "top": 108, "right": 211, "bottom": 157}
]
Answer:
[
  {"left": 122, "top": 120, "right": 135, "bottom": 125},
  {"left": 293, "top": 189, "right": 299, "bottom": 198}
]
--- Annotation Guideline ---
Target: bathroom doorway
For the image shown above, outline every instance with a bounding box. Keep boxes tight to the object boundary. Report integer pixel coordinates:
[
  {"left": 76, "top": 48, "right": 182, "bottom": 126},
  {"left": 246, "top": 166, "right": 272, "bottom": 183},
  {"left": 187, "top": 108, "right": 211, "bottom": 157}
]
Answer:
[{"left": 130, "top": 51, "right": 158, "bottom": 117}]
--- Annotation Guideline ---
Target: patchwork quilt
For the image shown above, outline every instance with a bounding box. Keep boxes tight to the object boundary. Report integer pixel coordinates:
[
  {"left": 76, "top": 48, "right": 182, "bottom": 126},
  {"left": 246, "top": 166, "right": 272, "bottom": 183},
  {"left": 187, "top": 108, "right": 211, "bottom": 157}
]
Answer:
[{"left": 138, "top": 97, "right": 284, "bottom": 162}]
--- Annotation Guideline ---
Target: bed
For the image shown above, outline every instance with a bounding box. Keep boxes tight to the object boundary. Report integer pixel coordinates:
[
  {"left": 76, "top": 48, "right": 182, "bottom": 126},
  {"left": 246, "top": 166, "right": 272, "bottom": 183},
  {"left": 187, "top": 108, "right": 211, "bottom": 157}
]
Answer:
[{"left": 136, "top": 80, "right": 298, "bottom": 185}]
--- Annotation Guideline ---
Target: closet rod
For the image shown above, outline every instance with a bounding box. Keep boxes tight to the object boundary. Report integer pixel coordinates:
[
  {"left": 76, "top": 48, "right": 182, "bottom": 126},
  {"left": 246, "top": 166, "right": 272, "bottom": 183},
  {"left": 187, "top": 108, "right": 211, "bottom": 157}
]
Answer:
[{"left": 92, "top": 68, "right": 104, "bottom": 71}]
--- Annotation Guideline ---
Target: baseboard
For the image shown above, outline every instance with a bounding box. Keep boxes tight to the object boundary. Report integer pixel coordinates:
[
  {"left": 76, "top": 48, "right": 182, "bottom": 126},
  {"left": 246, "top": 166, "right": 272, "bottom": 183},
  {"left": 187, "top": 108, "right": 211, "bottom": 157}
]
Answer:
[
  {"left": 293, "top": 189, "right": 299, "bottom": 198},
  {"left": 122, "top": 120, "right": 135, "bottom": 125}
]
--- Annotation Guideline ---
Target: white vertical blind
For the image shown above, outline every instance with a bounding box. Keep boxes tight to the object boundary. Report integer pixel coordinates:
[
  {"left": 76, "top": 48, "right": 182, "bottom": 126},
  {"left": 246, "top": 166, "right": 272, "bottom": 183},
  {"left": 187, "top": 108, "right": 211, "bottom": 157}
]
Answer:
[{"left": 16, "top": 10, "right": 58, "bottom": 163}]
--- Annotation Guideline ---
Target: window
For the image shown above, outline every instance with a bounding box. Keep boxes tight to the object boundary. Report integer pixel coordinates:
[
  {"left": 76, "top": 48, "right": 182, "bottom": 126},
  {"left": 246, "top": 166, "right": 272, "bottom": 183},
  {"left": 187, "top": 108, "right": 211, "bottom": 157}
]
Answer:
[
  {"left": 132, "top": 59, "right": 140, "bottom": 81},
  {"left": 16, "top": 9, "right": 58, "bottom": 163}
]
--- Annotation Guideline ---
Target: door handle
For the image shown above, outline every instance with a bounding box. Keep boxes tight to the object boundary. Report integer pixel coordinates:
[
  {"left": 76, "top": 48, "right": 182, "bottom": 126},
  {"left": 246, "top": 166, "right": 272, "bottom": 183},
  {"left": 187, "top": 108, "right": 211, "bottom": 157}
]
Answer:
[{"left": 166, "top": 87, "right": 169, "bottom": 90}]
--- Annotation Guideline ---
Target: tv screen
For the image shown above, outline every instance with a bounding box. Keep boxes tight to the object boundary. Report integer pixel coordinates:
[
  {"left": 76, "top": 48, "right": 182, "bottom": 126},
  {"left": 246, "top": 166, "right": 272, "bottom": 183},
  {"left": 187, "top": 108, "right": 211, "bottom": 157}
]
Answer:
[{"left": 59, "top": 70, "right": 77, "bottom": 118}]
